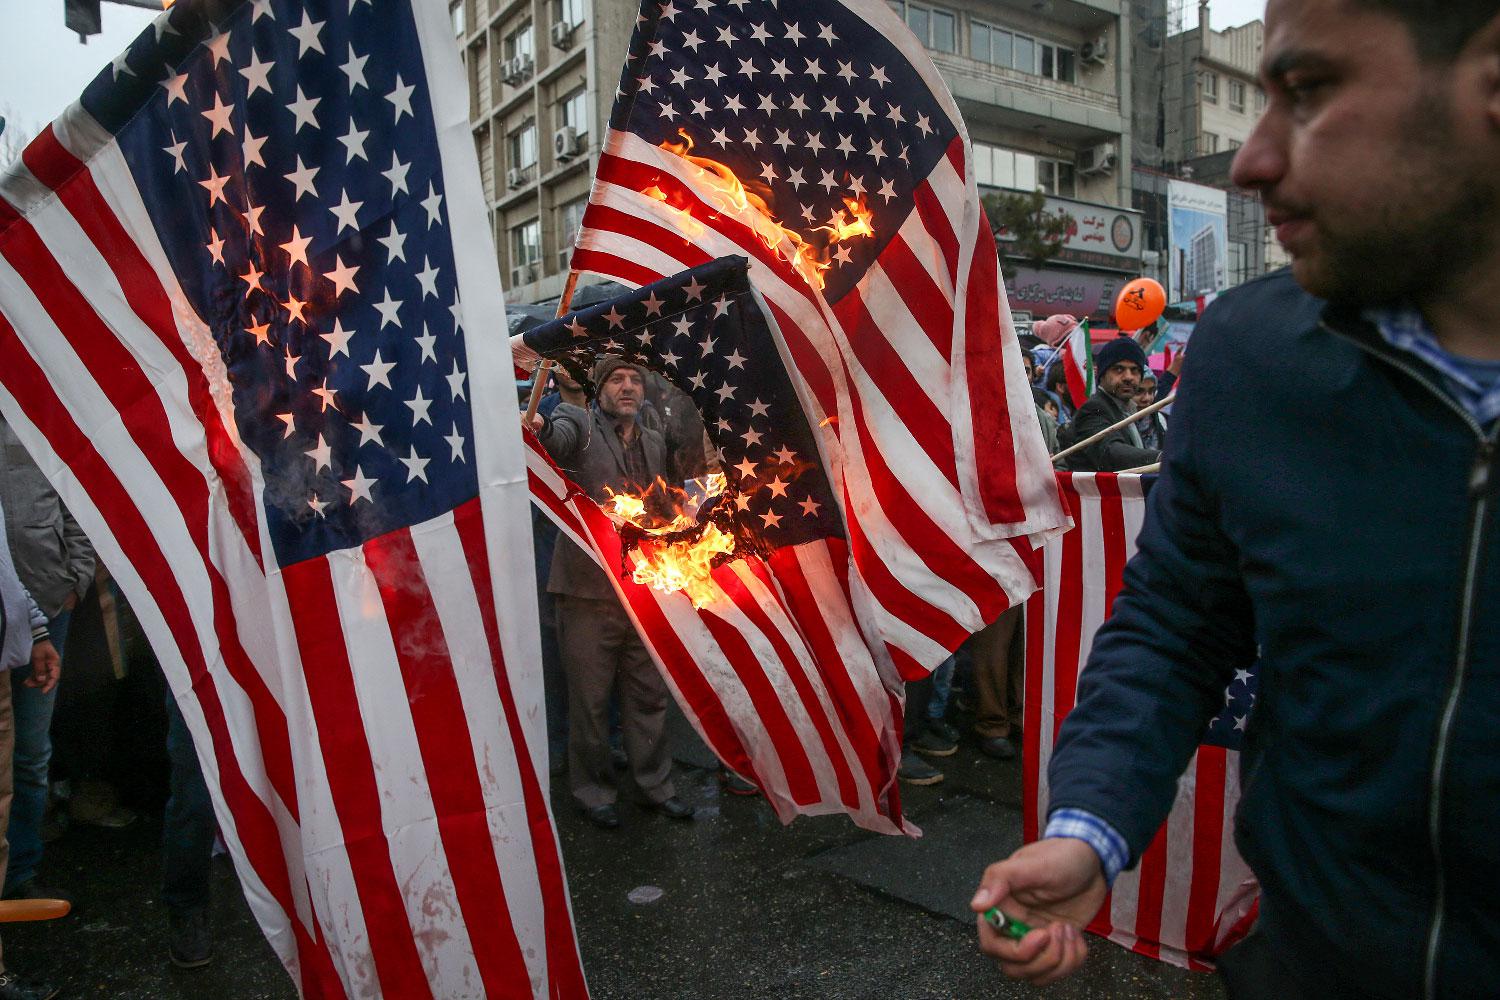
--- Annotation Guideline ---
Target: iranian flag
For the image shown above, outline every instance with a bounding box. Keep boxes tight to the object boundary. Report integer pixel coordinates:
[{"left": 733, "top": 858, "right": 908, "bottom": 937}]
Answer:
[{"left": 1062, "top": 320, "right": 1095, "bottom": 408}]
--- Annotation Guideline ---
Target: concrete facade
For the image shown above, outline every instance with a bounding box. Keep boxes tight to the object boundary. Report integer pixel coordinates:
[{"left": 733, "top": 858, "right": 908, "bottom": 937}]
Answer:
[
  {"left": 1161, "top": 1, "right": 1264, "bottom": 161},
  {"left": 452, "top": 0, "right": 635, "bottom": 304}
]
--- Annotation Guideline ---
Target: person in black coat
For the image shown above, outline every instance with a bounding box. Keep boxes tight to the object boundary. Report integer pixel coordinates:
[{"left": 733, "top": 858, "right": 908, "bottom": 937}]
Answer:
[{"left": 1060, "top": 337, "right": 1160, "bottom": 472}]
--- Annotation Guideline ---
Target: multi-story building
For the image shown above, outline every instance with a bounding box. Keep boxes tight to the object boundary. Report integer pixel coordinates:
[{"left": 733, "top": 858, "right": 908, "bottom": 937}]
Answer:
[
  {"left": 1161, "top": 0, "right": 1264, "bottom": 160},
  {"left": 884, "top": 0, "right": 1145, "bottom": 325},
  {"left": 452, "top": 0, "right": 635, "bottom": 305},
  {"left": 1130, "top": 2, "right": 1290, "bottom": 300},
  {"left": 456, "top": 0, "right": 1144, "bottom": 314}
]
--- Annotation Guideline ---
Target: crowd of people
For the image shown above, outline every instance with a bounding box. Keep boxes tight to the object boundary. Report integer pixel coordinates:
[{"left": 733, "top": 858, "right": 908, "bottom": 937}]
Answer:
[
  {"left": 1024, "top": 316, "right": 1182, "bottom": 474},
  {"left": 0, "top": 415, "right": 221, "bottom": 999}
]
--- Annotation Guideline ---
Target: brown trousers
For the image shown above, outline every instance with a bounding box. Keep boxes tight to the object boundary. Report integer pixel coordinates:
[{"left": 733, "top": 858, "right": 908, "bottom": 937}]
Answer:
[
  {"left": 555, "top": 595, "right": 674, "bottom": 810},
  {"left": 971, "top": 605, "right": 1024, "bottom": 740}
]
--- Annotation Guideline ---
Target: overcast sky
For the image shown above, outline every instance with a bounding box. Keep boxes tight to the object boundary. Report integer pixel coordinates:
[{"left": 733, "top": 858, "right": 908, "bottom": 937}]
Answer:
[
  {"left": 0, "top": 0, "right": 158, "bottom": 142},
  {"left": 0, "top": 0, "right": 1268, "bottom": 143}
]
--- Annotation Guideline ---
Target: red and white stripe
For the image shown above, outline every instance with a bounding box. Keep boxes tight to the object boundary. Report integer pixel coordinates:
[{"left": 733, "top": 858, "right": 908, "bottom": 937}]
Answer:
[
  {"left": 568, "top": 0, "right": 1067, "bottom": 682},
  {"left": 524, "top": 432, "right": 912, "bottom": 835},
  {"left": 0, "top": 5, "right": 588, "bottom": 995},
  {"left": 1022, "top": 472, "right": 1258, "bottom": 970}
]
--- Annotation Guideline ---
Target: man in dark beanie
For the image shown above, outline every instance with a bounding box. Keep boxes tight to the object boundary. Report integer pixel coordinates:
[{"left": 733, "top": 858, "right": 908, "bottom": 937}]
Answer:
[
  {"left": 1062, "top": 336, "right": 1160, "bottom": 472},
  {"left": 530, "top": 356, "right": 696, "bottom": 829}
]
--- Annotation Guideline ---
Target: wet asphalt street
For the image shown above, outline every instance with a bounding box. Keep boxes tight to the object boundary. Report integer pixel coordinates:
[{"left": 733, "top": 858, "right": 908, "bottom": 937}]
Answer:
[{"left": 9, "top": 709, "right": 1226, "bottom": 1000}]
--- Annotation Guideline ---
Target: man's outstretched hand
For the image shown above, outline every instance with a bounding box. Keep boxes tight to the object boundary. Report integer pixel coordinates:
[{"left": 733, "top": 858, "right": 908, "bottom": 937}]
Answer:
[{"left": 971, "top": 838, "right": 1108, "bottom": 986}]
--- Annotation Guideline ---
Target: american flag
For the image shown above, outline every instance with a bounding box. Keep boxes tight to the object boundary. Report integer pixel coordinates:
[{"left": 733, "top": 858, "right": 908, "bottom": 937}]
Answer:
[
  {"left": 566, "top": 0, "right": 1070, "bottom": 680},
  {"left": 524, "top": 258, "right": 913, "bottom": 834},
  {"left": 1024, "top": 472, "right": 1259, "bottom": 970},
  {"left": 0, "top": 1, "right": 587, "bottom": 997}
]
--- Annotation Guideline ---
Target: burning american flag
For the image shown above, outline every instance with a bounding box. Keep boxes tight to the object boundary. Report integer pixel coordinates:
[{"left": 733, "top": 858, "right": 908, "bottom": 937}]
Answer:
[
  {"left": 568, "top": 0, "right": 1070, "bottom": 682},
  {"left": 524, "top": 258, "right": 917, "bottom": 834}
]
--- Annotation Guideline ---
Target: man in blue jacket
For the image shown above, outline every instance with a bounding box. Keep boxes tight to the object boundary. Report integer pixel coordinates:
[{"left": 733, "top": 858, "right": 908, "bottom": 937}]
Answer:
[{"left": 971, "top": 2, "right": 1500, "bottom": 997}]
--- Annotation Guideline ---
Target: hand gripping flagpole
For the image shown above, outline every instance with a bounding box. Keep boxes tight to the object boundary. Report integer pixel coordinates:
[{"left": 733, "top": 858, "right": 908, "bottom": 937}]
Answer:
[
  {"left": 522, "top": 270, "right": 582, "bottom": 425},
  {"left": 1051, "top": 393, "right": 1176, "bottom": 465}
]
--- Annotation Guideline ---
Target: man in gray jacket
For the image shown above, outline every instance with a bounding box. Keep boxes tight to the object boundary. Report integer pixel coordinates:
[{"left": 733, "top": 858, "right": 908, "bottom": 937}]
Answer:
[
  {"left": 0, "top": 418, "right": 94, "bottom": 901},
  {"left": 532, "top": 357, "right": 695, "bottom": 829},
  {"left": 0, "top": 493, "right": 62, "bottom": 1000}
]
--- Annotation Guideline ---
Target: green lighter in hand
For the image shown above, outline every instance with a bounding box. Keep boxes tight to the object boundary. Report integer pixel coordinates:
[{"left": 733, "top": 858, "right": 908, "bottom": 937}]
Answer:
[{"left": 983, "top": 907, "right": 1033, "bottom": 941}]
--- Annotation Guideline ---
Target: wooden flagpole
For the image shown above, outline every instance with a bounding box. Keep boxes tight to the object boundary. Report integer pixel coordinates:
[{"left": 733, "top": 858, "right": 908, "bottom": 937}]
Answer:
[
  {"left": 1051, "top": 392, "right": 1176, "bottom": 466},
  {"left": 1119, "top": 462, "right": 1161, "bottom": 475},
  {"left": 522, "top": 270, "right": 581, "bottom": 425}
]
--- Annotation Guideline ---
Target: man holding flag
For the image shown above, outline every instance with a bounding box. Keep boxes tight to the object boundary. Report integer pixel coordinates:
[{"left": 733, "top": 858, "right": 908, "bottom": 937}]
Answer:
[
  {"left": 1059, "top": 337, "right": 1161, "bottom": 473},
  {"left": 973, "top": 1, "right": 1500, "bottom": 997}
]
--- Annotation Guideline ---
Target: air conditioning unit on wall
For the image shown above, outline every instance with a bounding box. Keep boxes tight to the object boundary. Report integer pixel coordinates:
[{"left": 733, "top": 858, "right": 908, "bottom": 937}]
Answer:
[
  {"left": 501, "top": 55, "right": 533, "bottom": 85},
  {"left": 506, "top": 166, "right": 527, "bottom": 188},
  {"left": 1080, "top": 35, "right": 1109, "bottom": 65},
  {"left": 550, "top": 20, "right": 575, "bottom": 49},
  {"left": 1078, "top": 142, "right": 1118, "bottom": 176},
  {"left": 554, "top": 126, "right": 582, "bottom": 161}
]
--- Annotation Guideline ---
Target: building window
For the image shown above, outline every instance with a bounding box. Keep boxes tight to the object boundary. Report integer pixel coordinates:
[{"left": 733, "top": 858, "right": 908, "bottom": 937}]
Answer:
[
  {"left": 1040, "top": 43, "right": 1076, "bottom": 83},
  {"left": 972, "top": 19, "right": 1074, "bottom": 80},
  {"left": 560, "top": 88, "right": 588, "bottom": 140},
  {"left": 1037, "top": 159, "right": 1077, "bottom": 198},
  {"left": 1202, "top": 131, "right": 1220, "bottom": 154},
  {"left": 1254, "top": 88, "right": 1266, "bottom": 112},
  {"left": 1201, "top": 70, "right": 1219, "bottom": 103},
  {"left": 1229, "top": 79, "right": 1246, "bottom": 113},
  {"left": 558, "top": 197, "right": 587, "bottom": 267},
  {"left": 509, "top": 118, "right": 538, "bottom": 171},
  {"left": 511, "top": 218, "right": 541, "bottom": 283},
  {"left": 974, "top": 144, "right": 1078, "bottom": 198},
  {"left": 889, "top": 2, "right": 956, "bottom": 53},
  {"left": 556, "top": 0, "right": 584, "bottom": 28},
  {"left": 450, "top": 1, "right": 464, "bottom": 37},
  {"left": 505, "top": 21, "right": 533, "bottom": 61}
]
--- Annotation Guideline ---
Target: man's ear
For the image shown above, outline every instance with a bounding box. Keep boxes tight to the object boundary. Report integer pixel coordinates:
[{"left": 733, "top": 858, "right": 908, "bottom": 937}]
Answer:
[{"left": 1466, "top": 10, "right": 1500, "bottom": 131}]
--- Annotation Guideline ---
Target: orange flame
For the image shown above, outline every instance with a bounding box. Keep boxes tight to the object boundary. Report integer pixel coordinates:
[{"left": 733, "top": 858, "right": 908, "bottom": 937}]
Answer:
[
  {"left": 628, "top": 524, "right": 737, "bottom": 609},
  {"left": 605, "top": 473, "right": 735, "bottom": 608},
  {"left": 654, "top": 131, "right": 875, "bottom": 290}
]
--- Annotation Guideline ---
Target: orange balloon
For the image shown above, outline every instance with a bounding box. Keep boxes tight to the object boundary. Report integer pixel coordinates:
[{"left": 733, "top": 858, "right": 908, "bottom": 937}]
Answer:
[{"left": 1114, "top": 278, "right": 1167, "bottom": 331}]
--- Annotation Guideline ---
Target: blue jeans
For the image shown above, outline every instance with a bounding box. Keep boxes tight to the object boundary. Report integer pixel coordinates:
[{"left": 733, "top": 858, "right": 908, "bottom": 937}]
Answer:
[
  {"left": 163, "top": 690, "right": 215, "bottom": 915},
  {"left": 4, "top": 609, "right": 67, "bottom": 893},
  {"left": 927, "top": 653, "right": 957, "bottom": 722}
]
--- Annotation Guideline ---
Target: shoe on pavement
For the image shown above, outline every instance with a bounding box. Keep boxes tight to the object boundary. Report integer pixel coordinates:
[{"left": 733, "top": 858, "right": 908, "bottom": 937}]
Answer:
[
  {"left": 898, "top": 751, "right": 944, "bottom": 786},
  {"left": 168, "top": 908, "right": 214, "bottom": 969},
  {"left": 926, "top": 719, "right": 962, "bottom": 744},
  {"left": 980, "top": 736, "right": 1017, "bottom": 760},
  {"left": 582, "top": 804, "right": 620, "bottom": 830},
  {"left": 652, "top": 796, "right": 696, "bottom": 820},
  {"left": 911, "top": 730, "right": 958, "bottom": 758},
  {"left": 0, "top": 972, "right": 59, "bottom": 1000},
  {"left": 2, "top": 881, "right": 72, "bottom": 907},
  {"left": 718, "top": 770, "right": 760, "bottom": 797}
]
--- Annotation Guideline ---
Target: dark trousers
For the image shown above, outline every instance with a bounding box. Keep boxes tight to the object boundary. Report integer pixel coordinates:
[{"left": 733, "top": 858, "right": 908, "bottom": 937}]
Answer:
[
  {"left": 162, "top": 691, "right": 214, "bottom": 916},
  {"left": 555, "top": 595, "right": 673, "bottom": 809}
]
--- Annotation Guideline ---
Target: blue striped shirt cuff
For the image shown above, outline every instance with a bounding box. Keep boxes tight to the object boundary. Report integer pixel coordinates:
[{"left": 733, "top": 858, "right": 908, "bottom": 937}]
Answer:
[{"left": 1045, "top": 808, "right": 1129, "bottom": 887}]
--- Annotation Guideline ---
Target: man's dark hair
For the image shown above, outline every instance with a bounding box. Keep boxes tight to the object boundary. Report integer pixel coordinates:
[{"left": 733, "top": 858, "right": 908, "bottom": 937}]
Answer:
[{"left": 1353, "top": 1, "right": 1499, "bottom": 61}]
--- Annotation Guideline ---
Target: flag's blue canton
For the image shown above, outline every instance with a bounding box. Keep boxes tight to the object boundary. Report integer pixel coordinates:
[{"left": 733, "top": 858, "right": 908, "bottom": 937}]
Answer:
[
  {"left": 525, "top": 258, "right": 843, "bottom": 550},
  {"left": 1204, "top": 663, "right": 1258, "bottom": 752},
  {"left": 100, "top": 0, "right": 475, "bottom": 567},
  {"left": 613, "top": 0, "right": 961, "bottom": 303}
]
